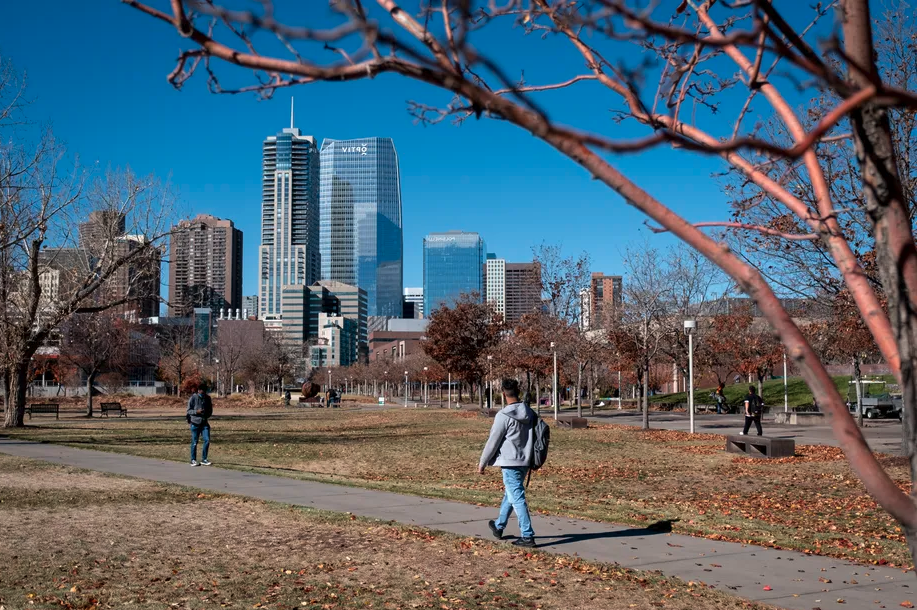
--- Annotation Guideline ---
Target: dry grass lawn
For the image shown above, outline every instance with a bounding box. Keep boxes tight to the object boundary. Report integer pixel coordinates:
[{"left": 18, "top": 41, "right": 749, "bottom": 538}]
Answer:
[
  {"left": 5, "top": 408, "right": 910, "bottom": 569},
  {"left": 0, "top": 454, "right": 769, "bottom": 610}
]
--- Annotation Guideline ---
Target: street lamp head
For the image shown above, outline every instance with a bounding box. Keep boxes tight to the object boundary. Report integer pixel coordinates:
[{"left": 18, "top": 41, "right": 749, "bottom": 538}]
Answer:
[
  {"left": 683, "top": 319, "right": 696, "bottom": 335},
  {"left": 550, "top": 341, "right": 555, "bottom": 349},
  {"left": 487, "top": 355, "right": 492, "bottom": 361},
  {"left": 424, "top": 366, "right": 428, "bottom": 371}
]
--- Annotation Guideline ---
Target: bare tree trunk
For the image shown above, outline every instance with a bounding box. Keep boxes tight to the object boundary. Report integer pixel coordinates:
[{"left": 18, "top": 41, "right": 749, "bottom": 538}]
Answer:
[
  {"left": 588, "top": 365, "right": 595, "bottom": 416},
  {"left": 85, "top": 372, "right": 95, "bottom": 418},
  {"left": 576, "top": 363, "right": 583, "bottom": 418},
  {"left": 535, "top": 378, "right": 541, "bottom": 415},
  {"left": 3, "top": 364, "right": 28, "bottom": 428},
  {"left": 757, "top": 374, "right": 764, "bottom": 400},
  {"left": 642, "top": 363, "right": 650, "bottom": 430}
]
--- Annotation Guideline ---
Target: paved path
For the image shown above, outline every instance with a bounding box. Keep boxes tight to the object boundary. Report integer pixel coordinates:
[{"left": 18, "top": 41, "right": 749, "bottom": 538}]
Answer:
[
  {"left": 1, "top": 439, "right": 912, "bottom": 609},
  {"left": 577, "top": 410, "right": 906, "bottom": 455}
]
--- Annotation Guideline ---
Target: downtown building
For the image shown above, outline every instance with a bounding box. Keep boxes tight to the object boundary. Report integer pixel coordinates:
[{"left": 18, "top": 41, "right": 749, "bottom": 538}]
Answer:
[
  {"left": 77, "top": 210, "right": 160, "bottom": 320},
  {"left": 403, "top": 287, "right": 423, "bottom": 319},
  {"left": 280, "top": 280, "right": 367, "bottom": 366},
  {"left": 584, "top": 272, "right": 623, "bottom": 329},
  {"left": 423, "top": 231, "right": 485, "bottom": 315},
  {"left": 484, "top": 258, "right": 541, "bottom": 326},
  {"left": 319, "top": 137, "right": 403, "bottom": 318},
  {"left": 168, "top": 214, "right": 243, "bottom": 318},
  {"left": 259, "top": 114, "right": 321, "bottom": 322}
]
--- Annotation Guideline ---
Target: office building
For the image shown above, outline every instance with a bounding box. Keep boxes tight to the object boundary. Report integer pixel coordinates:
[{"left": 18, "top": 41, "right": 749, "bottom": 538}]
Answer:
[
  {"left": 589, "top": 272, "right": 623, "bottom": 328},
  {"left": 485, "top": 259, "right": 541, "bottom": 326},
  {"left": 315, "top": 280, "right": 367, "bottom": 357},
  {"left": 423, "top": 231, "right": 485, "bottom": 315},
  {"left": 403, "top": 287, "right": 423, "bottom": 319},
  {"left": 280, "top": 281, "right": 366, "bottom": 363},
  {"left": 168, "top": 214, "right": 243, "bottom": 318},
  {"left": 310, "top": 313, "right": 359, "bottom": 368},
  {"left": 319, "top": 137, "right": 403, "bottom": 317},
  {"left": 242, "top": 295, "right": 259, "bottom": 318},
  {"left": 369, "top": 330, "right": 425, "bottom": 362},
  {"left": 259, "top": 107, "right": 321, "bottom": 321},
  {"left": 484, "top": 258, "right": 506, "bottom": 319},
  {"left": 78, "top": 211, "right": 160, "bottom": 320}
]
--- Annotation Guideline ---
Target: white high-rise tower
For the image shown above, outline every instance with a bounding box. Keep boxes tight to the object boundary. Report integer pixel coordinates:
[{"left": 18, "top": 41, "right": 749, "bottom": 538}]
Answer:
[{"left": 258, "top": 102, "right": 321, "bottom": 320}]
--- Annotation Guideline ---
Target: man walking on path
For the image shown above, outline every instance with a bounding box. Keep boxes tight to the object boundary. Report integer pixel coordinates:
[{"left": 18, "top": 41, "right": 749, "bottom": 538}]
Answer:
[
  {"left": 741, "top": 385, "right": 764, "bottom": 436},
  {"left": 187, "top": 385, "right": 213, "bottom": 466},
  {"left": 479, "top": 379, "right": 537, "bottom": 548}
]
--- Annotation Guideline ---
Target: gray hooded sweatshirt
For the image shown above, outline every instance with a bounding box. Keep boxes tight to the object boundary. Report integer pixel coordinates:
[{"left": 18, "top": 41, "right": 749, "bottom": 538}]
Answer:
[{"left": 479, "top": 402, "right": 536, "bottom": 469}]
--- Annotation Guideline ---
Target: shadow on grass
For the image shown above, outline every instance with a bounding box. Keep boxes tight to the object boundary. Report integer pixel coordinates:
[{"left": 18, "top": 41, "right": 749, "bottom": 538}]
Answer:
[{"left": 534, "top": 520, "right": 678, "bottom": 548}]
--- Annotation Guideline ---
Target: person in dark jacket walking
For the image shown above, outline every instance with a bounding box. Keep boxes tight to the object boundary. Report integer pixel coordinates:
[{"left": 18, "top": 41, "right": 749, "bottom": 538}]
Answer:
[
  {"left": 187, "top": 385, "right": 213, "bottom": 466},
  {"left": 741, "top": 385, "right": 763, "bottom": 436},
  {"left": 479, "top": 379, "right": 537, "bottom": 548}
]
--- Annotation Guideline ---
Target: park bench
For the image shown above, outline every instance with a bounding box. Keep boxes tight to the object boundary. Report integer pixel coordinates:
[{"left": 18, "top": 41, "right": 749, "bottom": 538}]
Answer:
[
  {"left": 556, "top": 416, "right": 588, "bottom": 429},
  {"left": 100, "top": 402, "right": 127, "bottom": 418},
  {"left": 26, "top": 404, "right": 59, "bottom": 420},
  {"left": 725, "top": 435, "right": 795, "bottom": 459}
]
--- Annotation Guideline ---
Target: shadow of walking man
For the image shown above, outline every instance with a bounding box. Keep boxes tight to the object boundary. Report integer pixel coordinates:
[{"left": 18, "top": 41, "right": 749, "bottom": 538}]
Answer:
[{"left": 524, "top": 519, "right": 679, "bottom": 549}]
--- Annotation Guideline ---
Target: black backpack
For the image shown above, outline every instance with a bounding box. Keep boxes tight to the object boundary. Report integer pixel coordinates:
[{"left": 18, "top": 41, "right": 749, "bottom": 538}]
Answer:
[
  {"left": 525, "top": 414, "right": 550, "bottom": 487},
  {"left": 748, "top": 394, "right": 764, "bottom": 414}
]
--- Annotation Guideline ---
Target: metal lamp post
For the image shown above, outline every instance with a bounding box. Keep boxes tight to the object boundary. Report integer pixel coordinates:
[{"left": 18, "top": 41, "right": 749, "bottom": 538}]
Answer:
[
  {"left": 383, "top": 371, "right": 388, "bottom": 404},
  {"left": 684, "top": 320, "right": 696, "bottom": 434},
  {"left": 783, "top": 350, "right": 789, "bottom": 412},
  {"left": 487, "top": 355, "right": 493, "bottom": 410},
  {"left": 551, "top": 341, "right": 558, "bottom": 420},
  {"left": 328, "top": 369, "right": 332, "bottom": 394},
  {"left": 404, "top": 370, "right": 409, "bottom": 408},
  {"left": 423, "top": 366, "right": 429, "bottom": 406},
  {"left": 448, "top": 372, "right": 452, "bottom": 409}
]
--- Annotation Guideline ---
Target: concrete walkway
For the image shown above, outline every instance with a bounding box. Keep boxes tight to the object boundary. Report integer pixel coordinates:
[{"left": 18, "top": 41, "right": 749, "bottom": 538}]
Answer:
[{"left": 1, "top": 439, "right": 913, "bottom": 609}]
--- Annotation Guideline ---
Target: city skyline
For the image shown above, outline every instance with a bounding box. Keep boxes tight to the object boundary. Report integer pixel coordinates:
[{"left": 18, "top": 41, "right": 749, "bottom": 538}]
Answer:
[{"left": 0, "top": 1, "right": 654, "bottom": 307}]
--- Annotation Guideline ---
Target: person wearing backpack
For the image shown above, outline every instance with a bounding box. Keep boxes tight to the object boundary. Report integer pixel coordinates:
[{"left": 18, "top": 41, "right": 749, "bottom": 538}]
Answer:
[
  {"left": 741, "top": 385, "right": 764, "bottom": 436},
  {"left": 187, "top": 385, "right": 213, "bottom": 466},
  {"left": 478, "top": 378, "right": 541, "bottom": 548}
]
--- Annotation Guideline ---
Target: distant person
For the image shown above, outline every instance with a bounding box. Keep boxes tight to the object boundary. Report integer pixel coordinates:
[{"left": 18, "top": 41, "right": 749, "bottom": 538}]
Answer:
[
  {"left": 478, "top": 378, "right": 537, "bottom": 548},
  {"left": 714, "top": 384, "right": 727, "bottom": 414},
  {"left": 284, "top": 389, "right": 291, "bottom": 406},
  {"left": 741, "top": 385, "right": 763, "bottom": 436},
  {"left": 186, "top": 385, "right": 213, "bottom": 466}
]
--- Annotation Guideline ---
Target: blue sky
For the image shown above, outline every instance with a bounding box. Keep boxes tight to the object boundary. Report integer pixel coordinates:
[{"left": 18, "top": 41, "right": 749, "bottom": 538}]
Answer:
[{"left": 1, "top": 1, "right": 823, "bottom": 297}]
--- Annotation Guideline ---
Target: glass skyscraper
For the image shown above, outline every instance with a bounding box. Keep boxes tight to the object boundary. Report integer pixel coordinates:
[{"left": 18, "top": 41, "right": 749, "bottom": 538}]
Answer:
[
  {"left": 423, "top": 231, "right": 485, "bottom": 315},
  {"left": 259, "top": 117, "right": 320, "bottom": 320},
  {"left": 319, "top": 137, "right": 403, "bottom": 317}
]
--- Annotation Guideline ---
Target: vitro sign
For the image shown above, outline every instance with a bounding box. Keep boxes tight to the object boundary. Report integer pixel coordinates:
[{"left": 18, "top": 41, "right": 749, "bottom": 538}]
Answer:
[{"left": 341, "top": 145, "right": 368, "bottom": 156}]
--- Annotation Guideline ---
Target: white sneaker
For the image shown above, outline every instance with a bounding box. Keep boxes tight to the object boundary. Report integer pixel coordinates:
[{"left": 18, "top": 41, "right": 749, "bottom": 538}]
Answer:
[
  {"left": 190, "top": 460, "right": 200, "bottom": 467},
  {"left": 738, "top": 432, "right": 746, "bottom": 436},
  {"left": 201, "top": 460, "right": 212, "bottom": 466}
]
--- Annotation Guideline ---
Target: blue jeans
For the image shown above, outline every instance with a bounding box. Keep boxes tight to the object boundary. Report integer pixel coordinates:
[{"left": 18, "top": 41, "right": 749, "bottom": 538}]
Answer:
[
  {"left": 190, "top": 424, "right": 210, "bottom": 462},
  {"left": 495, "top": 467, "right": 534, "bottom": 539}
]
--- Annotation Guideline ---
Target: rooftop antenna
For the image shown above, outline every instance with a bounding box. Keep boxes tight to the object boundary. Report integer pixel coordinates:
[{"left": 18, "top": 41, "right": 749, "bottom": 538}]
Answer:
[{"left": 290, "top": 97, "right": 294, "bottom": 129}]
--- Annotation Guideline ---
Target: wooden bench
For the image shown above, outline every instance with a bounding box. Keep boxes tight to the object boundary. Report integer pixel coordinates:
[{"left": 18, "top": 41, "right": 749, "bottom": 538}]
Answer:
[
  {"left": 27, "top": 404, "right": 59, "bottom": 420},
  {"left": 556, "top": 416, "right": 588, "bottom": 429},
  {"left": 725, "top": 435, "right": 795, "bottom": 459},
  {"left": 100, "top": 402, "right": 127, "bottom": 418}
]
